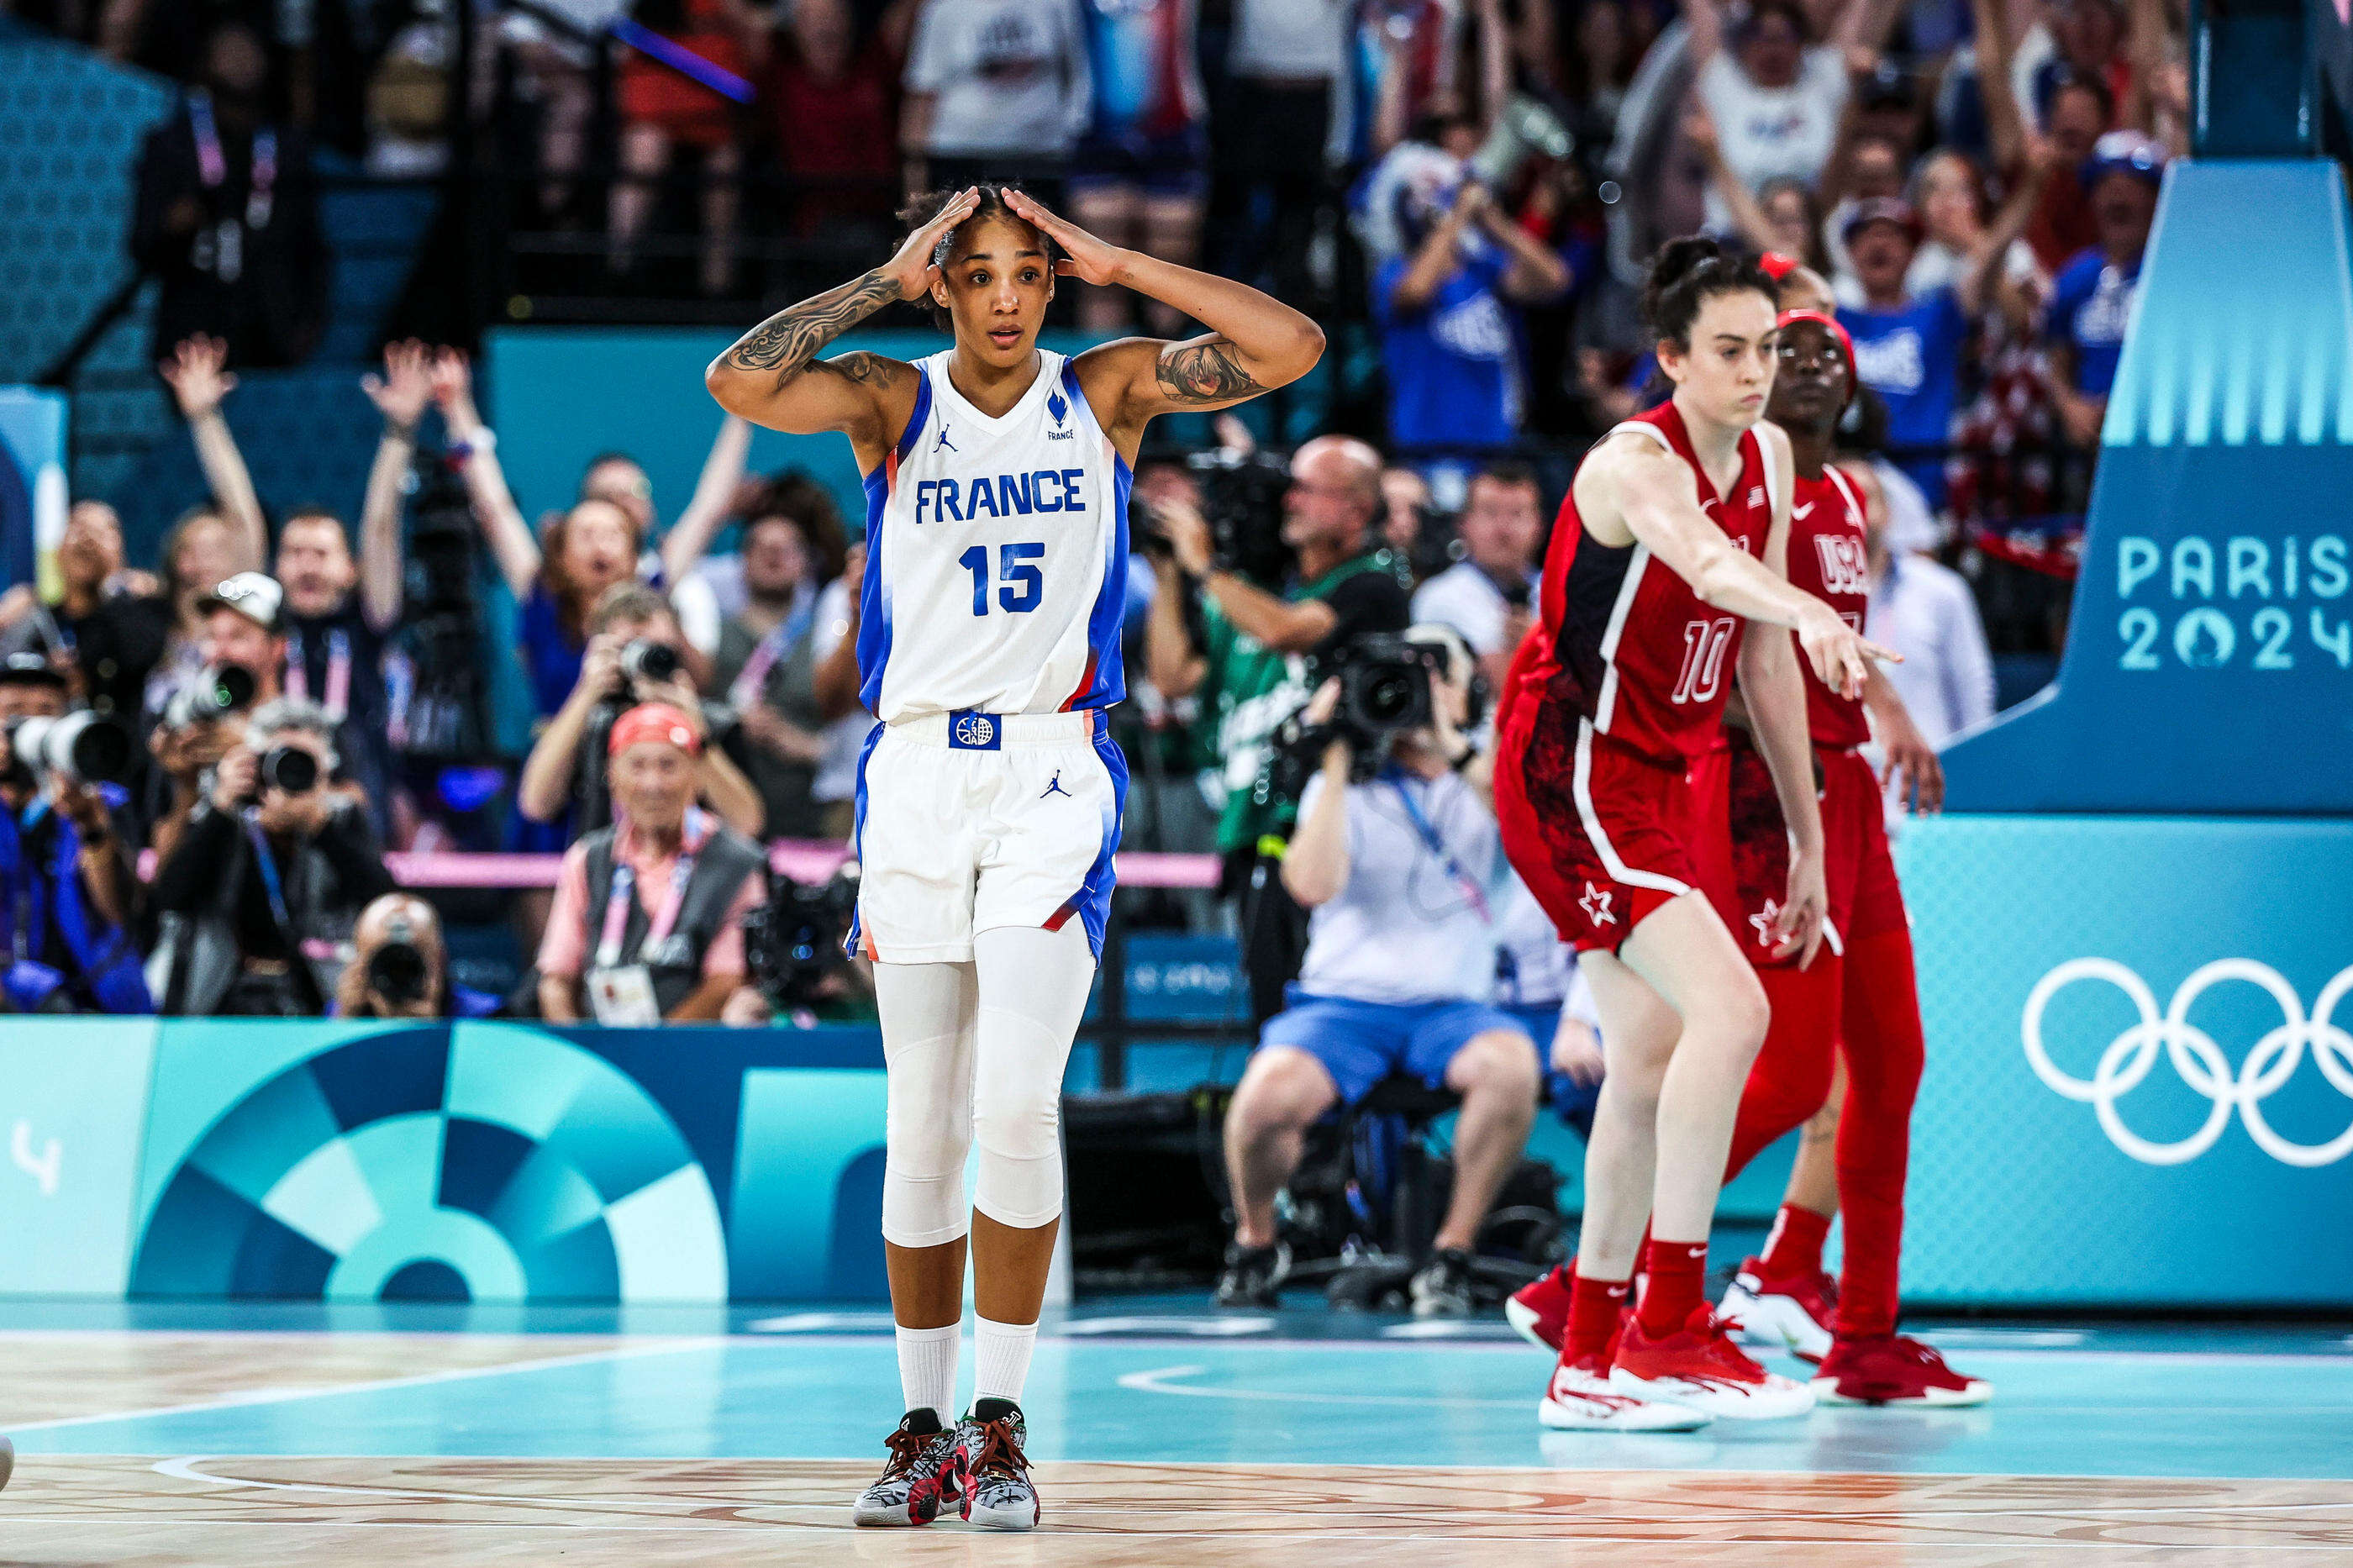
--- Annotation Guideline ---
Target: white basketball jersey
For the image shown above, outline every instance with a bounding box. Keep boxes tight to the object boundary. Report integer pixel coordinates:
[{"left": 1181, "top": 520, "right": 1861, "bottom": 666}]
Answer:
[{"left": 856, "top": 349, "right": 1130, "bottom": 723}]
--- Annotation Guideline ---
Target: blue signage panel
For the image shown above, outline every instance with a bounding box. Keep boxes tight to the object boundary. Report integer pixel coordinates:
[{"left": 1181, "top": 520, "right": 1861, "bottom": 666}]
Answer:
[
  {"left": 1942, "top": 162, "right": 2353, "bottom": 813},
  {"left": 0, "top": 1018, "right": 156, "bottom": 1295},
  {"left": 1897, "top": 815, "right": 2353, "bottom": 1305}
]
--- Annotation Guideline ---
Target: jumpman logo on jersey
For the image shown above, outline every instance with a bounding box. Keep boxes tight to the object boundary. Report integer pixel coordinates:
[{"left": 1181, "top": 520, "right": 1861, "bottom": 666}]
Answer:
[
  {"left": 1041, "top": 771, "right": 1071, "bottom": 799},
  {"left": 1580, "top": 882, "right": 1616, "bottom": 926},
  {"left": 935, "top": 424, "right": 957, "bottom": 454},
  {"left": 1749, "top": 898, "right": 1781, "bottom": 947}
]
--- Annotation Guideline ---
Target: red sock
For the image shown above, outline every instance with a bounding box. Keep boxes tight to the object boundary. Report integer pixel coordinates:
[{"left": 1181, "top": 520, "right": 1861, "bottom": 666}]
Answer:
[
  {"left": 1635, "top": 1239, "right": 1708, "bottom": 1338},
  {"left": 1566, "top": 1271, "right": 1630, "bottom": 1362},
  {"left": 1760, "top": 1202, "right": 1831, "bottom": 1280}
]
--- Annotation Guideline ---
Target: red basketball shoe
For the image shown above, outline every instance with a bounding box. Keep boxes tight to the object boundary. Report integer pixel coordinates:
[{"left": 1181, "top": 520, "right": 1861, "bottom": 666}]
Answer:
[
  {"left": 1505, "top": 1263, "right": 1574, "bottom": 1352},
  {"left": 1811, "top": 1334, "right": 1992, "bottom": 1407},
  {"left": 1719, "top": 1256, "right": 1838, "bottom": 1364},
  {"left": 1611, "top": 1308, "right": 1816, "bottom": 1420}
]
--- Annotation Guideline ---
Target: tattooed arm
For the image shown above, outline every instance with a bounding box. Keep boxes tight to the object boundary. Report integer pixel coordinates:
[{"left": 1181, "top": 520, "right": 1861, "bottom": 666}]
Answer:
[
  {"left": 1000, "top": 191, "right": 1324, "bottom": 446},
  {"left": 705, "top": 188, "right": 980, "bottom": 459}
]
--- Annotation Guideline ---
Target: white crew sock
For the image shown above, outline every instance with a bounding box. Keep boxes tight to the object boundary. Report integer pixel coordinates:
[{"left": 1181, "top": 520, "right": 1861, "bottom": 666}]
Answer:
[
  {"left": 895, "top": 1321, "right": 960, "bottom": 1422},
  {"left": 972, "top": 1314, "right": 1039, "bottom": 1408}
]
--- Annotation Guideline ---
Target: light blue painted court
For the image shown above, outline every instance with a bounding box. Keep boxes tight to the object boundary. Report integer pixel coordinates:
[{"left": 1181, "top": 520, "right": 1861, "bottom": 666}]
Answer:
[{"left": 3, "top": 1298, "right": 2349, "bottom": 1567}]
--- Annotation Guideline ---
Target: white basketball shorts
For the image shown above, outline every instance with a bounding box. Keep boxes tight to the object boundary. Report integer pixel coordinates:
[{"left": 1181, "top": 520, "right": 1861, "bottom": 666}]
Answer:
[{"left": 849, "top": 708, "right": 1129, "bottom": 964}]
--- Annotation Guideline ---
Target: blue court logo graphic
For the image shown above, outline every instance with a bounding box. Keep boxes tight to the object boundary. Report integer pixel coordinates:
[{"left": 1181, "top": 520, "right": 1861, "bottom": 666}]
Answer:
[
  {"left": 953, "top": 713, "right": 997, "bottom": 749},
  {"left": 1046, "top": 391, "right": 1068, "bottom": 426},
  {"left": 2021, "top": 957, "right": 2353, "bottom": 1167}
]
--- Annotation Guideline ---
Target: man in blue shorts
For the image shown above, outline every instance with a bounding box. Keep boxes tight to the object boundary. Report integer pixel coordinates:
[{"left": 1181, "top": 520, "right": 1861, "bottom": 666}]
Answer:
[{"left": 1216, "top": 624, "right": 1541, "bottom": 1317}]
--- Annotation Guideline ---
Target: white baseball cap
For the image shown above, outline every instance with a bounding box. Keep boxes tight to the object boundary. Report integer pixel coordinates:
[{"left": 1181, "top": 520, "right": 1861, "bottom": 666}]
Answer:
[{"left": 198, "top": 571, "right": 285, "bottom": 633}]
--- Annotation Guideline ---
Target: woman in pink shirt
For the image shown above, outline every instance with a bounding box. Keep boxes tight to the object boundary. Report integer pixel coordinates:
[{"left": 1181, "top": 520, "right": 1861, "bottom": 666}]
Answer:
[{"left": 537, "top": 702, "right": 767, "bottom": 1023}]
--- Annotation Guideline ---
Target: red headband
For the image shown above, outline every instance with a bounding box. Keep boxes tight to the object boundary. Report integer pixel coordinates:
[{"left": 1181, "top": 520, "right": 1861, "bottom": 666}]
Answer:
[
  {"left": 608, "top": 702, "right": 702, "bottom": 758},
  {"left": 1776, "top": 308, "right": 1857, "bottom": 406}
]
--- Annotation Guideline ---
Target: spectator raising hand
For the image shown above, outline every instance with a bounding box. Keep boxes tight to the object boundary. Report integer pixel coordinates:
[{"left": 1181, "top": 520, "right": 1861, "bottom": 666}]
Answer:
[
  {"left": 157, "top": 334, "right": 267, "bottom": 573},
  {"left": 362, "top": 338, "right": 435, "bottom": 434}
]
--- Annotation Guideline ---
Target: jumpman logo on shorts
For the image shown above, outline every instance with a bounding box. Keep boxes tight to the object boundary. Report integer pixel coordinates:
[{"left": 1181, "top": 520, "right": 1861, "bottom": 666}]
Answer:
[
  {"left": 1041, "top": 771, "right": 1071, "bottom": 799},
  {"left": 935, "top": 424, "right": 957, "bottom": 454}
]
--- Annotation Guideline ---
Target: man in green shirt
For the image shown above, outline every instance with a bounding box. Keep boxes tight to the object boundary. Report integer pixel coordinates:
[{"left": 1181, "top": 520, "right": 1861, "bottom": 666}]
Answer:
[{"left": 1145, "top": 435, "right": 1413, "bottom": 1024}]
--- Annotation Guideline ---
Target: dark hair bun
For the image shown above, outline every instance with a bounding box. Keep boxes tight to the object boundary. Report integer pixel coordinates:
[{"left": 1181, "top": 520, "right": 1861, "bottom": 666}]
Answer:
[{"left": 1640, "top": 234, "right": 1775, "bottom": 348}]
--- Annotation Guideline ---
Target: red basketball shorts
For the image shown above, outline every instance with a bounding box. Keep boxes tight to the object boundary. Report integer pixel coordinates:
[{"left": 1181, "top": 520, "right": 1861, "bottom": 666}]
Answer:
[
  {"left": 1687, "top": 739, "right": 1906, "bottom": 970},
  {"left": 1497, "top": 710, "right": 1701, "bottom": 954}
]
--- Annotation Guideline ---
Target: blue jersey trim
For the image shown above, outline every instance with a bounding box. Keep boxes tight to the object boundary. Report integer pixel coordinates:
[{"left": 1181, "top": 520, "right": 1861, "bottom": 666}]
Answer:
[
  {"left": 842, "top": 721, "right": 886, "bottom": 956},
  {"left": 1062, "top": 359, "right": 1130, "bottom": 710},
  {"left": 895, "top": 366, "right": 934, "bottom": 461},
  {"left": 1060, "top": 727, "right": 1129, "bottom": 960},
  {"left": 857, "top": 366, "right": 929, "bottom": 713}
]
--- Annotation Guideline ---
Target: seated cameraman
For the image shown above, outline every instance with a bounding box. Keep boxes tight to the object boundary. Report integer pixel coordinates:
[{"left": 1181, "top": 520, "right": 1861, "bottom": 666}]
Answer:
[
  {"left": 1216, "top": 626, "right": 1541, "bottom": 1317},
  {"left": 337, "top": 893, "right": 500, "bottom": 1019},
  {"left": 147, "top": 571, "right": 288, "bottom": 862},
  {"left": 1145, "top": 435, "right": 1413, "bottom": 1026},
  {"left": 535, "top": 704, "right": 767, "bottom": 1024},
  {"left": 517, "top": 581, "right": 761, "bottom": 839},
  {"left": 150, "top": 696, "right": 394, "bottom": 1015},
  {"left": 0, "top": 654, "right": 149, "bottom": 1013}
]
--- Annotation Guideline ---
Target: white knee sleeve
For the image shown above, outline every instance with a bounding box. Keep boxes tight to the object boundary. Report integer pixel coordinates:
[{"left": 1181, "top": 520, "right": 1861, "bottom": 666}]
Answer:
[
  {"left": 970, "top": 924, "right": 1095, "bottom": 1230},
  {"left": 875, "top": 960, "right": 977, "bottom": 1249}
]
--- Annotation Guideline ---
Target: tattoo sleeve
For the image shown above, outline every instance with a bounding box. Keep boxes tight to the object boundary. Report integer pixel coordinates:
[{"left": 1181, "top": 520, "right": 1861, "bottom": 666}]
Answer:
[
  {"left": 1155, "top": 338, "right": 1265, "bottom": 405},
  {"left": 717, "top": 271, "right": 903, "bottom": 394}
]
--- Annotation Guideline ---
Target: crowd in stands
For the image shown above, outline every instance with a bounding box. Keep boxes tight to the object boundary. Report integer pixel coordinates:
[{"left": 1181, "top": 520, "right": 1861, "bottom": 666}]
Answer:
[{"left": 1, "top": 0, "right": 2191, "bottom": 1021}]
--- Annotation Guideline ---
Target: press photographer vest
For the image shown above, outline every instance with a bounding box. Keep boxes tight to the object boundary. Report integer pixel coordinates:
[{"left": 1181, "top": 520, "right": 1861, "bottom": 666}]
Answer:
[{"left": 578, "top": 821, "right": 765, "bottom": 1016}]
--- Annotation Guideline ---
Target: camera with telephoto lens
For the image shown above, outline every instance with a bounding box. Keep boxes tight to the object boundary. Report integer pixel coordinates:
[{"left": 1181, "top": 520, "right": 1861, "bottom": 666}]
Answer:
[
  {"left": 259, "top": 744, "right": 322, "bottom": 796},
  {"left": 163, "top": 664, "right": 259, "bottom": 729},
  {"left": 1336, "top": 633, "right": 1444, "bottom": 750},
  {"left": 3, "top": 712, "right": 137, "bottom": 788},
  {"left": 620, "top": 639, "right": 682, "bottom": 687},
  {"left": 1186, "top": 449, "right": 1296, "bottom": 587},
  {"left": 744, "top": 863, "right": 861, "bottom": 1013},
  {"left": 365, "top": 911, "right": 432, "bottom": 1007}
]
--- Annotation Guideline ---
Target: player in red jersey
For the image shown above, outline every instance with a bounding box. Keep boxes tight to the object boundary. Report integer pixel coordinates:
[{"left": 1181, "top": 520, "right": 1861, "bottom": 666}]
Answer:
[
  {"left": 1692, "top": 306, "right": 1990, "bottom": 1406},
  {"left": 1492, "top": 238, "right": 1894, "bottom": 1429}
]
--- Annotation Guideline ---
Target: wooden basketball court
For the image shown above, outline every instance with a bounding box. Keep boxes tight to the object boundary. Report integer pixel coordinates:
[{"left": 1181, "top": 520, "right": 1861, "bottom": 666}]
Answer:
[{"left": 3, "top": 1313, "right": 2347, "bottom": 1565}]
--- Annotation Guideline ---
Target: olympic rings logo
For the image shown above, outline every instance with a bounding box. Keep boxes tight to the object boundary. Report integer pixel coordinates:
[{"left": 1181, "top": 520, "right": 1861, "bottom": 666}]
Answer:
[{"left": 2020, "top": 959, "right": 2353, "bottom": 1168}]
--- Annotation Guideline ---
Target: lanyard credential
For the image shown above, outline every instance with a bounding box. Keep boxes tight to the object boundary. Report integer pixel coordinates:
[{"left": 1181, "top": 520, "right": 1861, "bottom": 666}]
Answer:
[
  {"left": 285, "top": 628, "right": 352, "bottom": 720},
  {"left": 728, "top": 590, "right": 815, "bottom": 713},
  {"left": 1386, "top": 769, "right": 1492, "bottom": 924},
  {"left": 595, "top": 808, "right": 708, "bottom": 970},
  {"left": 240, "top": 809, "right": 293, "bottom": 931}
]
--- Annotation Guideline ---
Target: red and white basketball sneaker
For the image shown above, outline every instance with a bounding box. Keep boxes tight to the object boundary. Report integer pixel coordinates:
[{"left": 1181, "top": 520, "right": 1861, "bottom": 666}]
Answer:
[
  {"left": 1719, "top": 1257, "right": 1837, "bottom": 1364},
  {"left": 1540, "top": 1350, "right": 1711, "bottom": 1431},
  {"left": 1505, "top": 1264, "right": 1573, "bottom": 1352},
  {"left": 1811, "top": 1334, "right": 1992, "bottom": 1407},
  {"left": 1611, "top": 1308, "right": 1817, "bottom": 1420}
]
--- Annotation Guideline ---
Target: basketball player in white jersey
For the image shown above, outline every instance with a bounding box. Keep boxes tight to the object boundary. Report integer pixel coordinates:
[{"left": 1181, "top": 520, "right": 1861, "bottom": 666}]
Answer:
[{"left": 708, "top": 185, "right": 1321, "bottom": 1530}]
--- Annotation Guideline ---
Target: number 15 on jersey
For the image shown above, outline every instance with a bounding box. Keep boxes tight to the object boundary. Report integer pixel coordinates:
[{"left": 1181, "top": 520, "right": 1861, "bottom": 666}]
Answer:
[{"left": 961, "top": 541, "right": 1045, "bottom": 615}]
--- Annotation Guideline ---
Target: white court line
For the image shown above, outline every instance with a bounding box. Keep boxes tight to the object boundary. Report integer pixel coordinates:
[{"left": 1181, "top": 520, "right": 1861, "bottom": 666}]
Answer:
[
  {"left": 146, "top": 1455, "right": 2353, "bottom": 1527},
  {"left": 1117, "top": 1364, "right": 1527, "bottom": 1409},
  {"left": 6, "top": 1337, "right": 728, "bottom": 1435},
  {"left": 18, "top": 1516, "right": 2353, "bottom": 1549}
]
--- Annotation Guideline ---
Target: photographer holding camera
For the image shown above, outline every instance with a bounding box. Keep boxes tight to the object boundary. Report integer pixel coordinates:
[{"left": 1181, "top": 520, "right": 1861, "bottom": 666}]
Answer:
[
  {"left": 516, "top": 582, "right": 762, "bottom": 840},
  {"left": 146, "top": 571, "right": 286, "bottom": 861},
  {"left": 1144, "top": 434, "right": 1414, "bottom": 1025},
  {"left": 0, "top": 655, "right": 150, "bottom": 1013},
  {"left": 337, "top": 893, "right": 500, "bottom": 1019},
  {"left": 150, "top": 696, "right": 393, "bottom": 1015},
  {"left": 1216, "top": 624, "right": 1542, "bottom": 1315}
]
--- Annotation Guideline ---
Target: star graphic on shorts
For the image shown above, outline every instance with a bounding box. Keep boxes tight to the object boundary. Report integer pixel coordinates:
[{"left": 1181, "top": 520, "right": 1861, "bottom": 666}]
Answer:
[
  {"left": 1749, "top": 899, "right": 1781, "bottom": 947},
  {"left": 1579, "top": 882, "right": 1615, "bottom": 926}
]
